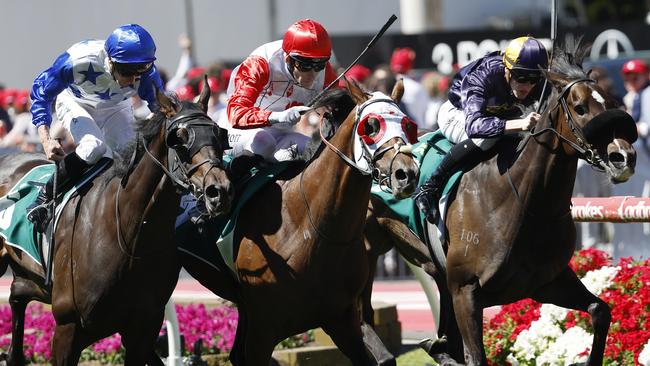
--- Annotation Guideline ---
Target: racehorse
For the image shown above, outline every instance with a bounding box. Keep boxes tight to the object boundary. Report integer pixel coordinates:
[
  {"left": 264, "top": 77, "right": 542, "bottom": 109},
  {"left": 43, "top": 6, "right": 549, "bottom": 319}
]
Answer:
[
  {"left": 0, "top": 85, "right": 233, "bottom": 365},
  {"left": 180, "top": 79, "right": 420, "bottom": 365},
  {"left": 363, "top": 42, "right": 638, "bottom": 366}
]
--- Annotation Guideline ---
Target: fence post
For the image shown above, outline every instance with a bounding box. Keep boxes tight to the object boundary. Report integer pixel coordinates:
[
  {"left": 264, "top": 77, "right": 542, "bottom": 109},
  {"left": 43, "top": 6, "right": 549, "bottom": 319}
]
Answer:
[
  {"left": 165, "top": 299, "right": 183, "bottom": 366},
  {"left": 404, "top": 260, "right": 440, "bottom": 338}
]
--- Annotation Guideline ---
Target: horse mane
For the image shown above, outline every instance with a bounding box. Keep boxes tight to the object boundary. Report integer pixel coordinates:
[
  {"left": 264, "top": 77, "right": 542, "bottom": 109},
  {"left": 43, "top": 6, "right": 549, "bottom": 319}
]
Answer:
[
  {"left": 550, "top": 36, "right": 590, "bottom": 80},
  {"left": 101, "top": 98, "right": 179, "bottom": 185},
  {"left": 299, "top": 88, "right": 356, "bottom": 162}
]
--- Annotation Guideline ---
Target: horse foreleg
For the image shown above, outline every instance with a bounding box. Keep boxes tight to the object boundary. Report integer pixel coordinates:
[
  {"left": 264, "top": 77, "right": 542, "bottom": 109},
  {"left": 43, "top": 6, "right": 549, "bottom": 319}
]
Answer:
[
  {"left": 451, "top": 281, "right": 487, "bottom": 366},
  {"left": 322, "top": 306, "right": 395, "bottom": 366},
  {"left": 51, "top": 323, "right": 85, "bottom": 366},
  {"left": 4, "top": 294, "right": 28, "bottom": 366},
  {"left": 531, "top": 267, "right": 610, "bottom": 366},
  {"left": 121, "top": 310, "right": 166, "bottom": 366}
]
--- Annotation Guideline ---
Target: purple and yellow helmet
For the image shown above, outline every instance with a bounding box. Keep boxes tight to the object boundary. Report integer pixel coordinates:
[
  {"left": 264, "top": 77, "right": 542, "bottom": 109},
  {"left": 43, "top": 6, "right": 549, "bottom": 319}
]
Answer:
[{"left": 503, "top": 36, "right": 548, "bottom": 71}]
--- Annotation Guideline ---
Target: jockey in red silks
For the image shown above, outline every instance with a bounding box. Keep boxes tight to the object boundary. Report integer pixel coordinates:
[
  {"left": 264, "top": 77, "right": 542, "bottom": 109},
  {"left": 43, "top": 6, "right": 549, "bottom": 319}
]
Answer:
[{"left": 218, "top": 19, "right": 338, "bottom": 162}]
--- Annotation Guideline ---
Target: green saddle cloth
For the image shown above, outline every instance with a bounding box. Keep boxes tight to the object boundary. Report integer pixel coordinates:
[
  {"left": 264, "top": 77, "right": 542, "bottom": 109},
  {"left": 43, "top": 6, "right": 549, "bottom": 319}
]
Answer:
[
  {"left": 176, "top": 157, "right": 292, "bottom": 278},
  {"left": 370, "top": 131, "right": 463, "bottom": 241},
  {"left": 0, "top": 159, "right": 111, "bottom": 264}
]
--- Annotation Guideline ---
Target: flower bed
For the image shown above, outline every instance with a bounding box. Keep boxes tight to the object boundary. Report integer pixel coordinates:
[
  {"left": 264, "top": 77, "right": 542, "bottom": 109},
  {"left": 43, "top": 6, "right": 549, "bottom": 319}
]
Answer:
[
  {"left": 0, "top": 302, "right": 310, "bottom": 364},
  {"left": 484, "top": 248, "right": 650, "bottom": 365}
]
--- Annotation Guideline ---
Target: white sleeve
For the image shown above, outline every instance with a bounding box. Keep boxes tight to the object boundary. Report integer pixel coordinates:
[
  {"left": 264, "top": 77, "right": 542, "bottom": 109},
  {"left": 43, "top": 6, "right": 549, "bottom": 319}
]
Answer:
[{"left": 165, "top": 51, "right": 194, "bottom": 92}]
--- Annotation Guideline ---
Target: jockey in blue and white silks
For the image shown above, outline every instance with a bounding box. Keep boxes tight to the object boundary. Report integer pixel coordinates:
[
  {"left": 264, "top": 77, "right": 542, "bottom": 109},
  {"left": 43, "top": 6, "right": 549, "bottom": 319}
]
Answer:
[
  {"left": 413, "top": 36, "right": 549, "bottom": 223},
  {"left": 27, "top": 24, "right": 164, "bottom": 232}
]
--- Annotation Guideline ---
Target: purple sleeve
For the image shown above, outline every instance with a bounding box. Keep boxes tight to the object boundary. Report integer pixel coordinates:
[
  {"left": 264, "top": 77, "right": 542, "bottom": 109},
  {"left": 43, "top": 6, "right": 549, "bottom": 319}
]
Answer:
[{"left": 461, "top": 65, "right": 507, "bottom": 138}]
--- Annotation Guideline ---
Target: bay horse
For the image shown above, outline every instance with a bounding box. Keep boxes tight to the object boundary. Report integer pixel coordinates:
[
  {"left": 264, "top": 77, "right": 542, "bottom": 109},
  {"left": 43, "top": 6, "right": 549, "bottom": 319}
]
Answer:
[
  {"left": 0, "top": 85, "right": 233, "bottom": 365},
  {"left": 180, "top": 79, "right": 420, "bottom": 365},
  {"left": 363, "top": 42, "right": 638, "bottom": 366}
]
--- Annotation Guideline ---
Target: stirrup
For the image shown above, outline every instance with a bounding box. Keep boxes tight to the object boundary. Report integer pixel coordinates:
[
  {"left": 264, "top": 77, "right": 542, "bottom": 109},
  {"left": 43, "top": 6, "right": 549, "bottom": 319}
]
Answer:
[{"left": 27, "top": 202, "right": 52, "bottom": 233}]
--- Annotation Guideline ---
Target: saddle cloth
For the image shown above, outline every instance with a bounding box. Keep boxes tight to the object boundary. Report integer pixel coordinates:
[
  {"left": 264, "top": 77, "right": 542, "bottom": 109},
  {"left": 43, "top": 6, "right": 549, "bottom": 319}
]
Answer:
[
  {"left": 0, "top": 159, "right": 111, "bottom": 265},
  {"left": 370, "top": 131, "right": 464, "bottom": 242},
  {"left": 175, "top": 157, "right": 292, "bottom": 280}
]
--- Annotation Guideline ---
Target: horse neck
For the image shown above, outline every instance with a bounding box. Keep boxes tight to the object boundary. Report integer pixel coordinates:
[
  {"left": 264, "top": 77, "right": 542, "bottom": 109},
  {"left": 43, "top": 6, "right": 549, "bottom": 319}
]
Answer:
[
  {"left": 297, "top": 115, "right": 371, "bottom": 243},
  {"left": 116, "top": 128, "right": 178, "bottom": 240},
  {"left": 509, "top": 105, "right": 578, "bottom": 215}
]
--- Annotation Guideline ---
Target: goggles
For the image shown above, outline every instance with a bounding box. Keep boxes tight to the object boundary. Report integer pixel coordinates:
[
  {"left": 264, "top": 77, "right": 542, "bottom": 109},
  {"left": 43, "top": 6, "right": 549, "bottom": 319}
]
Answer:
[
  {"left": 289, "top": 55, "right": 328, "bottom": 72},
  {"left": 510, "top": 68, "right": 542, "bottom": 85},
  {"left": 112, "top": 61, "right": 153, "bottom": 77}
]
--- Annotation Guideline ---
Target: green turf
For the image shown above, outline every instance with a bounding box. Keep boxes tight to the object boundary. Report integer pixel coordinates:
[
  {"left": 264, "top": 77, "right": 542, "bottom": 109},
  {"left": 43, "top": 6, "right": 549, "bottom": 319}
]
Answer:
[{"left": 396, "top": 348, "right": 436, "bottom": 365}]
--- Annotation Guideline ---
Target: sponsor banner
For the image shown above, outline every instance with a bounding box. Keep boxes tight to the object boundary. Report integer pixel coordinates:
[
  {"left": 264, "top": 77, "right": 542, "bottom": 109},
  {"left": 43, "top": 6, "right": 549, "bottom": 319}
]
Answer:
[
  {"left": 572, "top": 196, "right": 650, "bottom": 223},
  {"left": 331, "top": 22, "right": 650, "bottom": 74}
]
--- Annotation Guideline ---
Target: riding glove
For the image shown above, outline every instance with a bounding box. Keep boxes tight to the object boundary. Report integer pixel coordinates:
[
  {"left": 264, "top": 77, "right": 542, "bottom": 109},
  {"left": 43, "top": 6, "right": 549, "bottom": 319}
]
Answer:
[{"left": 268, "top": 106, "right": 311, "bottom": 127}]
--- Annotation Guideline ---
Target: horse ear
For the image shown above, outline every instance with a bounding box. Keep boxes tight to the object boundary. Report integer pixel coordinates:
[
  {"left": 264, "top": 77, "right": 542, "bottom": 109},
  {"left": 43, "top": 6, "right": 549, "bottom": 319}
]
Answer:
[
  {"left": 541, "top": 70, "right": 569, "bottom": 91},
  {"left": 345, "top": 77, "right": 369, "bottom": 105},
  {"left": 156, "top": 88, "right": 179, "bottom": 118},
  {"left": 197, "top": 74, "right": 210, "bottom": 113},
  {"left": 391, "top": 78, "right": 404, "bottom": 104}
]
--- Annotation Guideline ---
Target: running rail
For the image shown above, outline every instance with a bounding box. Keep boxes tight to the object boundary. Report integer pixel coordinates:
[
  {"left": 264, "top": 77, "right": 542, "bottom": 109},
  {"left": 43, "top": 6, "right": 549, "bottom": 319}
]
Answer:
[{"left": 572, "top": 196, "right": 650, "bottom": 222}]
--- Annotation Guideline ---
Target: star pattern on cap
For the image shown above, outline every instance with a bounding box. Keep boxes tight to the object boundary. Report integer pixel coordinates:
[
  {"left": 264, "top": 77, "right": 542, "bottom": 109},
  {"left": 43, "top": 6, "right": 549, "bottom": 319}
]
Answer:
[{"left": 79, "top": 63, "right": 104, "bottom": 85}]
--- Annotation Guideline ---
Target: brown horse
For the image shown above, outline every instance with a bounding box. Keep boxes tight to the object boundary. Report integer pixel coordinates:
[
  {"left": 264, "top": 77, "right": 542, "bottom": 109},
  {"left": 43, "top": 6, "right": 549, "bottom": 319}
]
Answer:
[
  {"left": 0, "top": 86, "right": 233, "bottom": 365},
  {"left": 363, "top": 43, "right": 638, "bottom": 366},
  {"left": 180, "top": 80, "right": 420, "bottom": 366}
]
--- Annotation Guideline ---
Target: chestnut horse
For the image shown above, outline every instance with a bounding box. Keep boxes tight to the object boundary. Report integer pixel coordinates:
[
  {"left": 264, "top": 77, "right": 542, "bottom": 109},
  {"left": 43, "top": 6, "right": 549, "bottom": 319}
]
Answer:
[
  {"left": 180, "top": 80, "right": 420, "bottom": 365},
  {"left": 363, "top": 43, "right": 638, "bottom": 366},
  {"left": 0, "top": 86, "right": 233, "bottom": 365}
]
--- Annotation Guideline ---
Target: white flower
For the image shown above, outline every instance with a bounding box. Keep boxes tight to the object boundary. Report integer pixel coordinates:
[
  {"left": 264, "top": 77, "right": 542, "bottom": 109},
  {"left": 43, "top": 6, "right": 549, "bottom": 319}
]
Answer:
[
  {"left": 580, "top": 266, "right": 620, "bottom": 295},
  {"left": 536, "top": 326, "right": 592, "bottom": 365},
  {"left": 639, "top": 338, "right": 650, "bottom": 366}
]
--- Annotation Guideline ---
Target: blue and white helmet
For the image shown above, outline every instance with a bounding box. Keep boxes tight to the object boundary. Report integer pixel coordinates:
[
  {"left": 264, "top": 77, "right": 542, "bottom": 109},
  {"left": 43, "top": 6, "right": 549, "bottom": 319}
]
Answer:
[{"left": 104, "top": 24, "right": 156, "bottom": 64}]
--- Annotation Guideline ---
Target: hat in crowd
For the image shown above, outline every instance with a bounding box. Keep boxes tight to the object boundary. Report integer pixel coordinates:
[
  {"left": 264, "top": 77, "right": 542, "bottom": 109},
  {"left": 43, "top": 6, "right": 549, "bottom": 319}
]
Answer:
[
  {"left": 186, "top": 66, "right": 206, "bottom": 81},
  {"left": 220, "top": 68, "right": 232, "bottom": 90},
  {"left": 621, "top": 59, "right": 649, "bottom": 75},
  {"left": 390, "top": 47, "right": 415, "bottom": 74},
  {"left": 346, "top": 65, "right": 371, "bottom": 83},
  {"left": 14, "top": 90, "right": 30, "bottom": 107},
  {"left": 199, "top": 76, "right": 220, "bottom": 94},
  {"left": 175, "top": 84, "right": 196, "bottom": 101}
]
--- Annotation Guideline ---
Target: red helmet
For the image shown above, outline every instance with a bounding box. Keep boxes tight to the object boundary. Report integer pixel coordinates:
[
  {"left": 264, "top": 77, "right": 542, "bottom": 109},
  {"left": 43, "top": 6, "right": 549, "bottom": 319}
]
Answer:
[
  {"left": 621, "top": 59, "right": 649, "bottom": 75},
  {"left": 282, "top": 19, "right": 331, "bottom": 59}
]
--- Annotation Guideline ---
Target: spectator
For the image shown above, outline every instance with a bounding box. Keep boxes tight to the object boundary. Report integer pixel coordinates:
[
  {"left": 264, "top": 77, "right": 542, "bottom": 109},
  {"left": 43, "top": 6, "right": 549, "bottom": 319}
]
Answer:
[
  {"left": 390, "top": 47, "right": 430, "bottom": 127},
  {"left": 420, "top": 71, "right": 450, "bottom": 131},
  {"left": 621, "top": 59, "right": 649, "bottom": 122},
  {"left": 0, "top": 90, "right": 39, "bottom": 151}
]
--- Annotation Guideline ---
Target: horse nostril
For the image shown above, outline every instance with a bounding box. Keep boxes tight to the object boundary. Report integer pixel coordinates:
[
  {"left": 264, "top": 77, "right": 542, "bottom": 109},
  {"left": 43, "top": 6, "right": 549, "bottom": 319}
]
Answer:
[
  {"left": 394, "top": 169, "right": 407, "bottom": 182},
  {"left": 205, "top": 185, "right": 220, "bottom": 200},
  {"left": 608, "top": 152, "right": 626, "bottom": 168}
]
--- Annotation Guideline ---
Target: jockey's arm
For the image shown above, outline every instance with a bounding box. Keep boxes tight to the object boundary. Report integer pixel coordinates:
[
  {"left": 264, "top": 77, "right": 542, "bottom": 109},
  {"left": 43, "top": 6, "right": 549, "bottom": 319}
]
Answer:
[
  {"left": 138, "top": 65, "right": 165, "bottom": 112},
  {"left": 226, "top": 56, "right": 273, "bottom": 129},
  {"left": 461, "top": 72, "right": 506, "bottom": 138},
  {"left": 31, "top": 51, "right": 74, "bottom": 129}
]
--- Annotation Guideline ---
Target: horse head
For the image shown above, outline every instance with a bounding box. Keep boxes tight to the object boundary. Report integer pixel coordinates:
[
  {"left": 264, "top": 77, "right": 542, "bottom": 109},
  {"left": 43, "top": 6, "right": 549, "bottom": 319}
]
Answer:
[
  {"left": 155, "top": 77, "right": 233, "bottom": 215},
  {"left": 543, "top": 54, "right": 637, "bottom": 183},
  {"left": 345, "top": 79, "right": 420, "bottom": 198}
]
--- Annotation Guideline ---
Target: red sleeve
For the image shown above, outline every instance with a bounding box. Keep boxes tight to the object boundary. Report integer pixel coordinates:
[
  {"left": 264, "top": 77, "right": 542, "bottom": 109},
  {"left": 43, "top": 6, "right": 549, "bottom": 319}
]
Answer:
[
  {"left": 323, "top": 62, "right": 340, "bottom": 88},
  {"left": 226, "top": 56, "right": 273, "bottom": 129}
]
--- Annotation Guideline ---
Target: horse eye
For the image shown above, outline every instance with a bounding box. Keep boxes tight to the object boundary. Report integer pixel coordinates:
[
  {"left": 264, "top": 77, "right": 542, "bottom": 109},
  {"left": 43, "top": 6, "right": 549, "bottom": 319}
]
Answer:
[
  {"left": 574, "top": 104, "right": 586, "bottom": 116},
  {"left": 364, "top": 118, "right": 380, "bottom": 137},
  {"left": 177, "top": 127, "right": 190, "bottom": 143}
]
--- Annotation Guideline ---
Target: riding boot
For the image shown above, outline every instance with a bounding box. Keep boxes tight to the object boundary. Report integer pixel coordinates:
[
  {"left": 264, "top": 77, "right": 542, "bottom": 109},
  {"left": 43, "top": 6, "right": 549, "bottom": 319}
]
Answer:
[
  {"left": 27, "top": 152, "right": 90, "bottom": 232},
  {"left": 413, "top": 140, "right": 483, "bottom": 223}
]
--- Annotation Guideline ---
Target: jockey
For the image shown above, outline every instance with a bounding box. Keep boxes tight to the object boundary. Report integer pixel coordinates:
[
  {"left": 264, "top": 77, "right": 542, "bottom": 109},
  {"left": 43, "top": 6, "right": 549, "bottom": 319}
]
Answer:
[
  {"left": 414, "top": 36, "right": 549, "bottom": 223},
  {"left": 27, "top": 24, "right": 164, "bottom": 231},
  {"left": 220, "top": 18, "right": 337, "bottom": 162}
]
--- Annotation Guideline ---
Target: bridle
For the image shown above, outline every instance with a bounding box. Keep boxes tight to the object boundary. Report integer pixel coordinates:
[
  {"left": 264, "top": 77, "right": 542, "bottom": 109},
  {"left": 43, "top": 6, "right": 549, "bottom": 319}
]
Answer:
[
  {"left": 518, "top": 77, "right": 606, "bottom": 171},
  {"left": 117, "top": 106, "right": 227, "bottom": 259}
]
